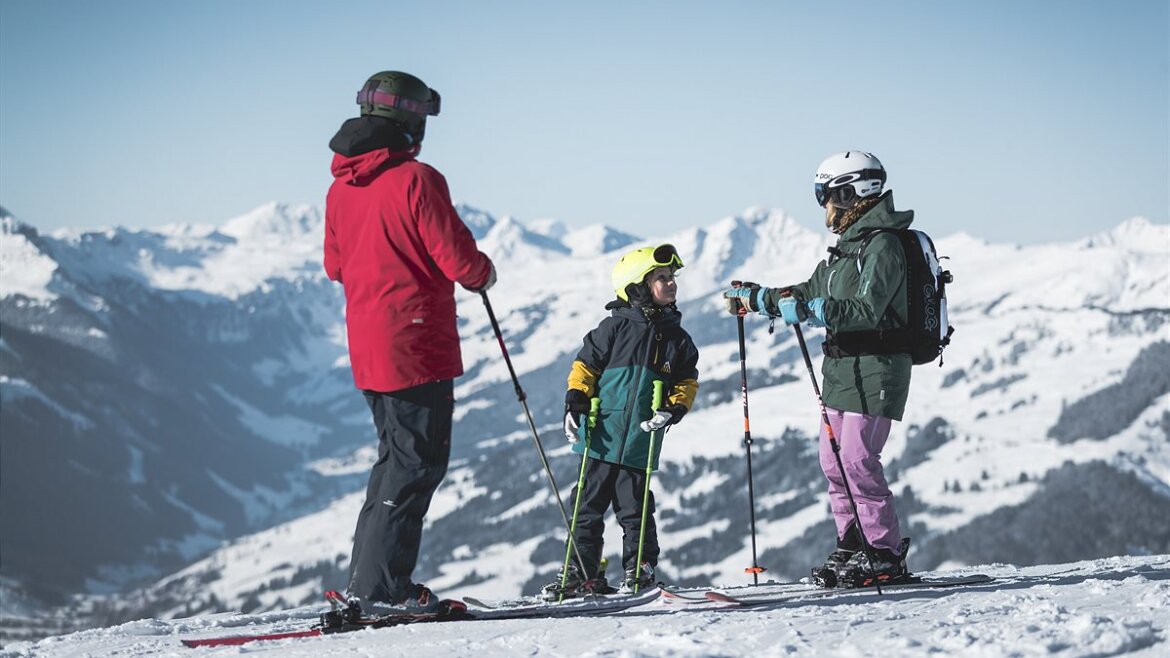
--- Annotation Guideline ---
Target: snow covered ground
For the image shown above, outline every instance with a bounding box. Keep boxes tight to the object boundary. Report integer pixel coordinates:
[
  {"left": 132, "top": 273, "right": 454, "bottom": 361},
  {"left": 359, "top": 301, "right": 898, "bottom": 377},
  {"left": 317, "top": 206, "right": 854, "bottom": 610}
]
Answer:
[{"left": 7, "top": 555, "right": 1167, "bottom": 658}]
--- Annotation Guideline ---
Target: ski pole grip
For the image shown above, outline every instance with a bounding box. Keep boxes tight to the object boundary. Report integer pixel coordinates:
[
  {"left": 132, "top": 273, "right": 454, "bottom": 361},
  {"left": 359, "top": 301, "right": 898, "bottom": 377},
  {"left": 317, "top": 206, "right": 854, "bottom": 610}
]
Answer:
[
  {"left": 652, "top": 380, "right": 664, "bottom": 411},
  {"left": 588, "top": 397, "right": 600, "bottom": 430},
  {"left": 731, "top": 280, "right": 742, "bottom": 288}
]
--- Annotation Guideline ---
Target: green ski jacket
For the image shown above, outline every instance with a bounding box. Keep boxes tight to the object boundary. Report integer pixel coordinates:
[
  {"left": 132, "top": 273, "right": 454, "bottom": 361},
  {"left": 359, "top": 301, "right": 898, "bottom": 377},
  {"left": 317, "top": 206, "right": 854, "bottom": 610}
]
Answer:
[{"left": 766, "top": 191, "right": 915, "bottom": 421}]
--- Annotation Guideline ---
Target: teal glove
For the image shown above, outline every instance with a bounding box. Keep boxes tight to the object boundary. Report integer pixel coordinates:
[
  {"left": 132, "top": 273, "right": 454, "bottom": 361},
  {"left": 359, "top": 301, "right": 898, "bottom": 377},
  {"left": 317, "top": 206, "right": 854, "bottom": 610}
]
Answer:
[
  {"left": 778, "top": 296, "right": 828, "bottom": 327},
  {"left": 777, "top": 296, "right": 808, "bottom": 325},
  {"left": 806, "top": 297, "right": 827, "bottom": 328},
  {"left": 722, "top": 282, "right": 771, "bottom": 316}
]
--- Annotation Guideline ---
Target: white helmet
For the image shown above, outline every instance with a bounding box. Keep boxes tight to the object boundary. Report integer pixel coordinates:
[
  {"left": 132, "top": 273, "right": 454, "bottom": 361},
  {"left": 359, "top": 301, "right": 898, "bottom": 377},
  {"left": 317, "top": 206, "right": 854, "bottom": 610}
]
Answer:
[{"left": 814, "top": 151, "right": 886, "bottom": 208}]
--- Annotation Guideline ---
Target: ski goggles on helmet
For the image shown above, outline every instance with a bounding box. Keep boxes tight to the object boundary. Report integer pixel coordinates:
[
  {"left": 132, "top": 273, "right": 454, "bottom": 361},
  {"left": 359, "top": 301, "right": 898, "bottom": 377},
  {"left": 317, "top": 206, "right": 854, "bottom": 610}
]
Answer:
[
  {"left": 356, "top": 87, "right": 442, "bottom": 116},
  {"left": 814, "top": 169, "right": 886, "bottom": 207},
  {"left": 650, "top": 243, "right": 683, "bottom": 269}
]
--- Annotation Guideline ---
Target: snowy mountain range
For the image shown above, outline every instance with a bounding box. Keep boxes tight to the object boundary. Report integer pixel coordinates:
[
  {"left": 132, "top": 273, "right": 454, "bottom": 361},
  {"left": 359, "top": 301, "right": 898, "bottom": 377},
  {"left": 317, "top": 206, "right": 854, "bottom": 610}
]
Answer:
[{"left": 1, "top": 201, "right": 1167, "bottom": 643}]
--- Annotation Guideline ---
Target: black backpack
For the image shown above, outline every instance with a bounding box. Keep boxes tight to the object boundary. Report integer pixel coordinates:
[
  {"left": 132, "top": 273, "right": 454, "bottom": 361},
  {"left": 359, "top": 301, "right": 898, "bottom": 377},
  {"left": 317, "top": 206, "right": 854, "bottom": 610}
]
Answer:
[
  {"left": 860, "top": 228, "right": 954, "bottom": 365},
  {"left": 823, "top": 228, "right": 954, "bottom": 366}
]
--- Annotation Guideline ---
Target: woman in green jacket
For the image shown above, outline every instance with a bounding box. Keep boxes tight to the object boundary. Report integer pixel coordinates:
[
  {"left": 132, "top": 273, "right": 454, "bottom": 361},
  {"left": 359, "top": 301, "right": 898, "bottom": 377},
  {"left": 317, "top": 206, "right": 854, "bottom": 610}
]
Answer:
[{"left": 723, "top": 151, "right": 913, "bottom": 586}]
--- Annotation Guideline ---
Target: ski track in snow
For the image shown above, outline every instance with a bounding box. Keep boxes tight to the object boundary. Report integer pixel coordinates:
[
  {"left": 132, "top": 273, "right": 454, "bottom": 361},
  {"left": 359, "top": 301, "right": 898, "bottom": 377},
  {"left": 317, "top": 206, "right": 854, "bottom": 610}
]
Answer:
[{"left": 5, "top": 556, "right": 1168, "bottom": 658}]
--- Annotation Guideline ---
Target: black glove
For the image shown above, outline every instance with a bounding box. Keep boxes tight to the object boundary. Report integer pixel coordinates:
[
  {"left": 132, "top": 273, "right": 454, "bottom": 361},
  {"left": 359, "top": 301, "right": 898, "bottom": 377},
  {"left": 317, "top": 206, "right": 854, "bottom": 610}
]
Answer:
[
  {"left": 663, "top": 403, "right": 687, "bottom": 425},
  {"left": 564, "top": 389, "right": 590, "bottom": 443},
  {"left": 565, "top": 389, "right": 590, "bottom": 415}
]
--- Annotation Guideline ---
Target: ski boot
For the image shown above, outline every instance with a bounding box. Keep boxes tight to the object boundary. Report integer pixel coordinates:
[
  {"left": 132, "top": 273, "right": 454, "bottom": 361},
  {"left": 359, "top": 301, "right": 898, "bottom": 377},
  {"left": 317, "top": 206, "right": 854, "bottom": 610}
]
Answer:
[
  {"left": 540, "top": 564, "right": 582, "bottom": 601},
  {"left": 811, "top": 548, "right": 857, "bottom": 588},
  {"left": 361, "top": 584, "right": 445, "bottom": 616},
  {"left": 837, "top": 537, "right": 913, "bottom": 588},
  {"left": 619, "top": 562, "right": 656, "bottom": 593},
  {"left": 540, "top": 564, "right": 615, "bottom": 600},
  {"left": 320, "top": 590, "right": 363, "bottom": 629}
]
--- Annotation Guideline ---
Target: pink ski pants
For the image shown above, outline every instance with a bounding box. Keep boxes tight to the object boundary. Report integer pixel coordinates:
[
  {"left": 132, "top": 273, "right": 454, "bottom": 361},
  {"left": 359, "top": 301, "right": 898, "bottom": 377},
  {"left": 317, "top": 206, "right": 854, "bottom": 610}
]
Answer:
[{"left": 818, "top": 407, "right": 904, "bottom": 554}]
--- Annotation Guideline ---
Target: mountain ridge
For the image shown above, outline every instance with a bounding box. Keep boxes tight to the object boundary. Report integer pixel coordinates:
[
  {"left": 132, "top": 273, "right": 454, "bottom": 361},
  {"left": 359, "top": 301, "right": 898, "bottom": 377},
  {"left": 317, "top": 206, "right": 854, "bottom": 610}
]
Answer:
[{"left": 1, "top": 201, "right": 1167, "bottom": 641}]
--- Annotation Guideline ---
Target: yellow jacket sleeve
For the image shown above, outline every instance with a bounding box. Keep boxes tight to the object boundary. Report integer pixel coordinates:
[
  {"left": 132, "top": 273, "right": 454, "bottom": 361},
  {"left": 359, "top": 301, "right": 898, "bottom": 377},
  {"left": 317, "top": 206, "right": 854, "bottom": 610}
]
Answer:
[
  {"left": 567, "top": 360, "right": 599, "bottom": 397},
  {"left": 668, "top": 377, "right": 699, "bottom": 411}
]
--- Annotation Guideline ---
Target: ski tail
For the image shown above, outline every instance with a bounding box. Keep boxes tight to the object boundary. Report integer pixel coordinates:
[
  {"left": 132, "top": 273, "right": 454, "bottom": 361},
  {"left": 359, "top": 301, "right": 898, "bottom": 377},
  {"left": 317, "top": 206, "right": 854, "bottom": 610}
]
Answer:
[
  {"left": 181, "top": 629, "right": 323, "bottom": 648},
  {"left": 179, "top": 588, "right": 655, "bottom": 647}
]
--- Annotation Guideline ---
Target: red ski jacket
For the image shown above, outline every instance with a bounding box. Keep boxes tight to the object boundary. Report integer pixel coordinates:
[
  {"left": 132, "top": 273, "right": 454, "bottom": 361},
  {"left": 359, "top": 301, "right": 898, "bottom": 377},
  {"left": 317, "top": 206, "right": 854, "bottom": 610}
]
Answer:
[{"left": 324, "top": 149, "right": 493, "bottom": 392}]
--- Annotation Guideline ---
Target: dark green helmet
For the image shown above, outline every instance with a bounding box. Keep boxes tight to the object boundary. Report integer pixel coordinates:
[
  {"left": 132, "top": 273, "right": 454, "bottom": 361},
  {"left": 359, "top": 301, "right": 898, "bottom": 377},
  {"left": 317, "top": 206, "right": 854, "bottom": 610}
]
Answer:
[{"left": 356, "top": 71, "right": 441, "bottom": 144}]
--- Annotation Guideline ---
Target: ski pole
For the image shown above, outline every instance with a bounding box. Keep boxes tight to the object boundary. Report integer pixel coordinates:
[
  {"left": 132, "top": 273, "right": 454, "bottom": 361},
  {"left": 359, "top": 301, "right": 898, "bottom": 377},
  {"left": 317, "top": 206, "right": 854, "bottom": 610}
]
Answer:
[
  {"left": 792, "top": 323, "right": 883, "bottom": 595},
  {"left": 634, "top": 380, "right": 665, "bottom": 593},
  {"left": 479, "top": 291, "right": 590, "bottom": 580},
  {"left": 559, "top": 397, "right": 601, "bottom": 602},
  {"left": 731, "top": 281, "right": 765, "bottom": 585}
]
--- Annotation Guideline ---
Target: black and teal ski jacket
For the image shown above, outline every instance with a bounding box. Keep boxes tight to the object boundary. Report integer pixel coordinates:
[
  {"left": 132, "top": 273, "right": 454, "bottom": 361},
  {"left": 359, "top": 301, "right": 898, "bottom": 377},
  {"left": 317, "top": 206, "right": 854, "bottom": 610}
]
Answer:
[{"left": 567, "top": 301, "right": 699, "bottom": 470}]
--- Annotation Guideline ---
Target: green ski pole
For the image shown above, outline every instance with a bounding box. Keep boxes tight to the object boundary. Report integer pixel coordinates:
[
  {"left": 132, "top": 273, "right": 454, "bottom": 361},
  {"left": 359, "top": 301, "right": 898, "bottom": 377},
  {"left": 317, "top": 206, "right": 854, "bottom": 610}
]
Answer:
[
  {"left": 634, "top": 380, "right": 665, "bottom": 593},
  {"left": 559, "top": 397, "right": 601, "bottom": 602}
]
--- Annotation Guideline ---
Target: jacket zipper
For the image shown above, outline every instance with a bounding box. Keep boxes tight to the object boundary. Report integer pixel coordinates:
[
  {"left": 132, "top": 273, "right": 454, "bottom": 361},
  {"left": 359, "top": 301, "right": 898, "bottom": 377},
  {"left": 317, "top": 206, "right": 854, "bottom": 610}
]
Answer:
[{"left": 619, "top": 326, "right": 663, "bottom": 465}]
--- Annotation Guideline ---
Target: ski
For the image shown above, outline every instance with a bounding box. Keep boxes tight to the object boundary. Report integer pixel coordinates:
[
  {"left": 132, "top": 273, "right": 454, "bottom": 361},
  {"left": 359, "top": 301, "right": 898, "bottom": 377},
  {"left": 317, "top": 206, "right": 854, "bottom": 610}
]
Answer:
[
  {"left": 462, "top": 594, "right": 559, "bottom": 610},
  {"left": 703, "top": 574, "right": 994, "bottom": 606},
  {"left": 181, "top": 628, "right": 325, "bottom": 647},
  {"left": 461, "top": 595, "right": 517, "bottom": 610},
  {"left": 181, "top": 587, "right": 661, "bottom": 647},
  {"left": 180, "top": 599, "right": 470, "bottom": 648},
  {"left": 461, "top": 586, "right": 661, "bottom": 619},
  {"left": 660, "top": 588, "right": 715, "bottom": 603}
]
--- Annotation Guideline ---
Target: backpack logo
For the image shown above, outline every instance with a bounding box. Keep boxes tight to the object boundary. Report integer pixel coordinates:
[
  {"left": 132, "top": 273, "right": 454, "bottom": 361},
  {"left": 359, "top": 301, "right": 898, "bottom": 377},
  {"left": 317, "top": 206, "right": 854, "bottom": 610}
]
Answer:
[{"left": 662, "top": 361, "right": 672, "bottom": 374}]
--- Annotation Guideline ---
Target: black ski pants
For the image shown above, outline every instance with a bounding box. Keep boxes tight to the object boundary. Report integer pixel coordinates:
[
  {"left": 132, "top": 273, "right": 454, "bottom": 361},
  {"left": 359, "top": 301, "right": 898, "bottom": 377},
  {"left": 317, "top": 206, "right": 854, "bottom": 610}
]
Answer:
[
  {"left": 346, "top": 380, "right": 453, "bottom": 604},
  {"left": 570, "top": 459, "right": 659, "bottom": 579}
]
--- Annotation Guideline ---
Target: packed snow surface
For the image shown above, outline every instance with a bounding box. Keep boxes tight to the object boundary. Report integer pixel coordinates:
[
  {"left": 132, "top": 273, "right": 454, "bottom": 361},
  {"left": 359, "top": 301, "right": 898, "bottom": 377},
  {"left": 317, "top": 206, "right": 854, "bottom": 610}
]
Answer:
[{"left": 7, "top": 555, "right": 1167, "bottom": 657}]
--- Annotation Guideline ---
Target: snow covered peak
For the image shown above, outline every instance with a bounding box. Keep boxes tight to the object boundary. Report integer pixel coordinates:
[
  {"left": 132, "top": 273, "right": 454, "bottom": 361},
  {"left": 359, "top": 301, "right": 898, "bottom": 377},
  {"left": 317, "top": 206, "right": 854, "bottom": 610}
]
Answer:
[
  {"left": 455, "top": 203, "right": 497, "bottom": 240},
  {"left": 0, "top": 203, "right": 329, "bottom": 301},
  {"left": 219, "top": 202, "right": 323, "bottom": 243},
  {"left": 0, "top": 210, "right": 58, "bottom": 302},
  {"left": 562, "top": 224, "right": 640, "bottom": 257},
  {"left": 1079, "top": 216, "right": 1169, "bottom": 254},
  {"left": 478, "top": 215, "right": 570, "bottom": 260},
  {"left": 935, "top": 231, "right": 990, "bottom": 253},
  {"left": 527, "top": 218, "right": 569, "bottom": 240},
  {"left": 5, "top": 203, "right": 1165, "bottom": 310},
  {"left": 662, "top": 207, "right": 828, "bottom": 297},
  {"left": 1, "top": 209, "right": 39, "bottom": 240}
]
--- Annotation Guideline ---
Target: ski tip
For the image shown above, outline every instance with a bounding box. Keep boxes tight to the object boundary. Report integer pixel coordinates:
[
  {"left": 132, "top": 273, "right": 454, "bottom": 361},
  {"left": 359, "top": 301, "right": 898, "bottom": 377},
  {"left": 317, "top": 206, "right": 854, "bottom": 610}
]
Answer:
[
  {"left": 441, "top": 599, "right": 469, "bottom": 615},
  {"left": 324, "top": 589, "right": 349, "bottom": 605},
  {"left": 704, "top": 591, "right": 740, "bottom": 604}
]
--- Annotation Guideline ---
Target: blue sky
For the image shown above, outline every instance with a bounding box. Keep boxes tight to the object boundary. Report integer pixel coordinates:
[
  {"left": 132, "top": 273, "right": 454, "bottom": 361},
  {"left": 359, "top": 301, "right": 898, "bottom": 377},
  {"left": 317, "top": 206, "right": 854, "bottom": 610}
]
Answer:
[{"left": 1, "top": 0, "right": 1166, "bottom": 244}]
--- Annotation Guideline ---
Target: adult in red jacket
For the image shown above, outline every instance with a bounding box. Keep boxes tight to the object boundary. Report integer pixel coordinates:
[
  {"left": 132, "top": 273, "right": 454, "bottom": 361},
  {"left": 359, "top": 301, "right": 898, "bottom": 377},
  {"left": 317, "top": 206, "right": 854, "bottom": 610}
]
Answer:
[{"left": 324, "top": 70, "right": 495, "bottom": 617}]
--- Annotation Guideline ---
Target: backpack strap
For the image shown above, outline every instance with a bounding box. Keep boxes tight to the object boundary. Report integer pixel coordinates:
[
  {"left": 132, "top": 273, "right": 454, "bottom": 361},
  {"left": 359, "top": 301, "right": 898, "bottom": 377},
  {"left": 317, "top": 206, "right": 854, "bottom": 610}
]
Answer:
[
  {"left": 823, "top": 228, "right": 911, "bottom": 359},
  {"left": 854, "top": 228, "right": 897, "bottom": 274}
]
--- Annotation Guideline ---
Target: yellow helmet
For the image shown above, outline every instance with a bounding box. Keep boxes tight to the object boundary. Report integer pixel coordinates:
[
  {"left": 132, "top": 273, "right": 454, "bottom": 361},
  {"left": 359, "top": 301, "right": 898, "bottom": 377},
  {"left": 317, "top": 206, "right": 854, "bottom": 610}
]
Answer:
[{"left": 611, "top": 244, "right": 684, "bottom": 302}]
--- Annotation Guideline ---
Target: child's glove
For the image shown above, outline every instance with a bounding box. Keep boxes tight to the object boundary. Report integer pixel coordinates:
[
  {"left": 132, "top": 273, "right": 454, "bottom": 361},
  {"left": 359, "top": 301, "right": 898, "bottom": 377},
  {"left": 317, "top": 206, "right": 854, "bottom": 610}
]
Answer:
[
  {"left": 564, "top": 413, "right": 580, "bottom": 443},
  {"left": 564, "top": 389, "right": 590, "bottom": 443},
  {"left": 639, "top": 404, "right": 687, "bottom": 432}
]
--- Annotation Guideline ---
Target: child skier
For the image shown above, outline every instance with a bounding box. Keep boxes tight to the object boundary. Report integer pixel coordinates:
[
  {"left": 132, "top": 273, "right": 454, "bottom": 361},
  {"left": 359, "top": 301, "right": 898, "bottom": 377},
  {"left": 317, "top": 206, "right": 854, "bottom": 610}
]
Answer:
[
  {"left": 543, "top": 244, "right": 699, "bottom": 598},
  {"left": 723, "top": 151, "right": 914, "bottom": 587}
]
